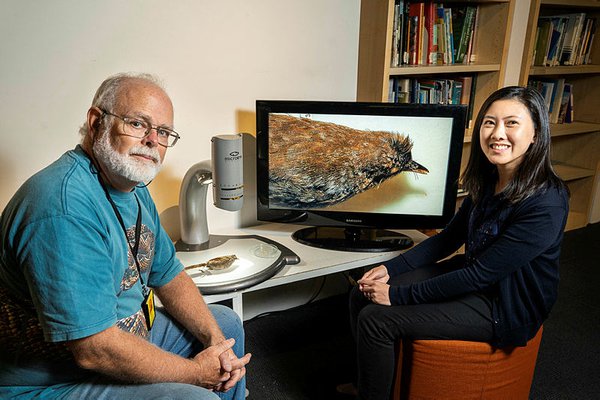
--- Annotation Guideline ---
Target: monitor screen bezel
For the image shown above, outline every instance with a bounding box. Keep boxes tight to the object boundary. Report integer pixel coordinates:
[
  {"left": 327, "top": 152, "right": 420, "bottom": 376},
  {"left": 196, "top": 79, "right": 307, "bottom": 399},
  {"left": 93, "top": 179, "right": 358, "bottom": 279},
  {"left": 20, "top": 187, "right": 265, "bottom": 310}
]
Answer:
[{"left": 256, "top": 100, "right": 467, "bottom": 231}]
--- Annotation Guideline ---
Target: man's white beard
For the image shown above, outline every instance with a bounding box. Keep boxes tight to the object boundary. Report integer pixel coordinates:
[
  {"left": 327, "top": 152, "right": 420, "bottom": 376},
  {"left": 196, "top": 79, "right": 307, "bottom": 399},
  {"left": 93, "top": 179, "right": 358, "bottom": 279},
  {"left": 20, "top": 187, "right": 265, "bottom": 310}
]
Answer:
[{"left": 94, "top": 129, "right": 162, "bottom": 185}]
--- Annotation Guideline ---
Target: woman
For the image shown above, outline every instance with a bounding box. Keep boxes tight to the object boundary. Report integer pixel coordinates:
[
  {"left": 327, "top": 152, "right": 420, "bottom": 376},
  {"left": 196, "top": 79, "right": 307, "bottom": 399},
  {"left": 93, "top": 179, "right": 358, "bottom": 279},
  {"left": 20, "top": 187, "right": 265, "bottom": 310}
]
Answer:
[{"left": 348, "top": 86, "right": 569, "bottom": 399}]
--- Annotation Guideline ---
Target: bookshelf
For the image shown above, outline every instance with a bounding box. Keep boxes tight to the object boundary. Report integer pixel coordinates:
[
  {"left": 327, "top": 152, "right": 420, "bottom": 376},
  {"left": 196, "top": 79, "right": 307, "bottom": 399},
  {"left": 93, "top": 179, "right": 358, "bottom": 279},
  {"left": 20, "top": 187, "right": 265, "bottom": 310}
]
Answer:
[
  {"left": 356, "top": 0, "right": 516, "bottom": 208},
  {"left": 519, "top": 0, "right": 600, "bottom": 230},
  {"left": 357, "top": 0, "right": 514, "bottom": 111}
]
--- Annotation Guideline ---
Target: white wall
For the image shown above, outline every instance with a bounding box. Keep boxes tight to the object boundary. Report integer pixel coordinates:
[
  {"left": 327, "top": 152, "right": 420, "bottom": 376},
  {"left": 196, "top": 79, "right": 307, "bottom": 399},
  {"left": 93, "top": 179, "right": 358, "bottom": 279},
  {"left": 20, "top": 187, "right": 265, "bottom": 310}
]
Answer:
[{"left": 0, "top": 0, "right": 361, "bottom": 238}]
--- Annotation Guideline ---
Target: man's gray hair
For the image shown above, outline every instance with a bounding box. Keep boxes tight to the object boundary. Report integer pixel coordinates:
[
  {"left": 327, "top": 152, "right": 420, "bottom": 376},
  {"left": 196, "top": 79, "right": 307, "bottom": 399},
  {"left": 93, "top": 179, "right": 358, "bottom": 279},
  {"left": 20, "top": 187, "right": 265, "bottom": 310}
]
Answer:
[{"left": 78, "top": 72, "right": 165, "bottom": 138}]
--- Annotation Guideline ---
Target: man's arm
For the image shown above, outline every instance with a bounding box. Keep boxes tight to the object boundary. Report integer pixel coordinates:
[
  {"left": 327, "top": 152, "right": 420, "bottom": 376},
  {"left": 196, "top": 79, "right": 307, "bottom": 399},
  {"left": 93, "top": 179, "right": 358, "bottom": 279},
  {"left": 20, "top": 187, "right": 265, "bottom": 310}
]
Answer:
[
  {"left": 65, "top": 324, "right": 234, "bottom": 387},
  {"left": 154, "top": 271, "right": 251, "bottom": 391},
  {"left": 155, "top": 270, "right": 226, "bottom": 346},
  {"left": 66, "top": 271, "right": 249, "bottom": 389}
]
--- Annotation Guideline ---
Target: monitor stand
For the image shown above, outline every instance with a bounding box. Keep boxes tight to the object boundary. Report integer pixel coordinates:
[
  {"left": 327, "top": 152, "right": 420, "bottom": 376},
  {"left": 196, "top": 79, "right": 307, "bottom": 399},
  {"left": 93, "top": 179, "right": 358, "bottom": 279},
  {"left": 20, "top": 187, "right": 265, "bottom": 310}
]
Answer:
[{"left": 292, "top": 226, "right": 413, "bottom": 253}]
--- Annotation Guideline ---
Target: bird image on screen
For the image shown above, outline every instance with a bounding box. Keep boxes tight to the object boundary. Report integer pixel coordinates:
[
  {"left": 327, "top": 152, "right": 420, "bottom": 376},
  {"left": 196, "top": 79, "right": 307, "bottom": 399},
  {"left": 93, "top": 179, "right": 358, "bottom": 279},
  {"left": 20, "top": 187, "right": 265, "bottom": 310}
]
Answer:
[{"left": 268, "top": 114, "right": 429, "bottom": 209}]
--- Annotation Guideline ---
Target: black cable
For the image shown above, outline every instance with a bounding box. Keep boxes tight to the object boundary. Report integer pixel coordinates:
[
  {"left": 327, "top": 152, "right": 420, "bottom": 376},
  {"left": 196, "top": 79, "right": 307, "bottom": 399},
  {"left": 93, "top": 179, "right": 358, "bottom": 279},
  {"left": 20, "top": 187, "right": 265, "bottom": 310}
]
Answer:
[{"left": 244, "top": 275, "right": 328, "bottom": 324}]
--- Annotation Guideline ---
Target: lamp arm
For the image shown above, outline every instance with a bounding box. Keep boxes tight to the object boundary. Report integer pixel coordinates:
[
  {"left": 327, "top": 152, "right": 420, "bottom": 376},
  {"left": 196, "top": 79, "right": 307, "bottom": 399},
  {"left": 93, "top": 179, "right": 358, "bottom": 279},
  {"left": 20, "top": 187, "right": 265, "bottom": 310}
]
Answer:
[{"left": 178, "top": 160, "right": 212, "bottom": 247}]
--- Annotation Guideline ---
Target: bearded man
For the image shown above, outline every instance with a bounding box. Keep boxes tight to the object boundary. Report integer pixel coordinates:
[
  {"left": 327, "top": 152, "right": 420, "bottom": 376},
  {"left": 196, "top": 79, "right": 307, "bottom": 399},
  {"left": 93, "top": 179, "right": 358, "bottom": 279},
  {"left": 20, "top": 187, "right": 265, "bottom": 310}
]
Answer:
[{"left": 0, "top": 73, "right": 250, "bottom": 400}]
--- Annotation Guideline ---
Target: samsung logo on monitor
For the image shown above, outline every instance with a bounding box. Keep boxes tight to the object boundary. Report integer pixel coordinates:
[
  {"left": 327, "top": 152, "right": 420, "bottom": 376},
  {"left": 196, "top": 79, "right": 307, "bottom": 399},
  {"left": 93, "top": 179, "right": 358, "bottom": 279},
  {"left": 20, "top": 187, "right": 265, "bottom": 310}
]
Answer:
[{"left": 345, "top": 219, "right": 363, "bottom": 223}]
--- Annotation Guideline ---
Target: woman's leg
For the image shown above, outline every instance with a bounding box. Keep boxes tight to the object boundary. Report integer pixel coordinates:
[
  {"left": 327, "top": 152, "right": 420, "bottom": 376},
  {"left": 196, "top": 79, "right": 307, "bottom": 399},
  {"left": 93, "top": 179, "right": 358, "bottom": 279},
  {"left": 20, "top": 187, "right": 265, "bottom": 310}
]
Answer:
[
  {"left": 349, "top": 256, "right": 467, "bottom": 342},
  {"left": 356, "top": 293, "right": 493, "bottom": 400},
  {"left": 351, "top": 256, "right": 494, "bottom": 400}
]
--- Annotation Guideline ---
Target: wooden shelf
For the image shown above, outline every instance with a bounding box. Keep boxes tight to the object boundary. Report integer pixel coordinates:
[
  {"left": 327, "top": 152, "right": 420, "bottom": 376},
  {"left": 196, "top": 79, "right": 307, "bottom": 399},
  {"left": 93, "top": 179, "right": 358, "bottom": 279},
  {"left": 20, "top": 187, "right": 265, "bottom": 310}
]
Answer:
[
  {"left": 389, "top": 63, "right": 501, "bottom": 76},
  {"left": 519, "top": 0, "right": 600, "bottom": 228},
  {"left": 541, "top": 0, "right": 600, "bottom": 8},
  {"left": 552, "top": 162, "right": 595, "bottom": 181},
  {"left": 357, "top": 0, "right": 600, "bottom": 229},
  {"left": 530, "top": 64, "right": 600, "bottom": 76},
  {"left": 550, "top": 121, "right": 600, "bottom": 138},
  {"left": 357, "top": 0, "right": 515, "bottom": 200}
]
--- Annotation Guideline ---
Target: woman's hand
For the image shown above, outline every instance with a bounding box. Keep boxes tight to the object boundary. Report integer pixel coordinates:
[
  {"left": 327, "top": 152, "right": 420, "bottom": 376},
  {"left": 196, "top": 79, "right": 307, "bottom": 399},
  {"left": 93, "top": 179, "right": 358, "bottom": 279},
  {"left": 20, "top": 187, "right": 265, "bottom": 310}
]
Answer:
[
  {"left": 358, "top": 265, "right": 391, "bottom": 305},
  {"left": 358, "top": 279, "right": 391, "bottom": 305},
  {"left": 359, "top": 265, "right": 390, "bottom": 284}
]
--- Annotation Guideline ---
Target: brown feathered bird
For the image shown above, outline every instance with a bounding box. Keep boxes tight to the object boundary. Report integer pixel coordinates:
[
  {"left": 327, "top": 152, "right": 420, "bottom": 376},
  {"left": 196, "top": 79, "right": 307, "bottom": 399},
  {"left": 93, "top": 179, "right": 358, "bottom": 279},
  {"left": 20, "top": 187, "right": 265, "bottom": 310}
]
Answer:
[{"left": 269, "top": 114, "right": 428, "bottom": 208}]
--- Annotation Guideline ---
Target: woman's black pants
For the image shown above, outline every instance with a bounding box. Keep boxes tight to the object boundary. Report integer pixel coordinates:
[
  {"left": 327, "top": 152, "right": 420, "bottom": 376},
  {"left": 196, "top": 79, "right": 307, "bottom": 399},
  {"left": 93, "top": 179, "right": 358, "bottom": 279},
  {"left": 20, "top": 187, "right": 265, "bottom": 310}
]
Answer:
[{"left": 349, "top": 255, "right": 495, "bottom": 400}]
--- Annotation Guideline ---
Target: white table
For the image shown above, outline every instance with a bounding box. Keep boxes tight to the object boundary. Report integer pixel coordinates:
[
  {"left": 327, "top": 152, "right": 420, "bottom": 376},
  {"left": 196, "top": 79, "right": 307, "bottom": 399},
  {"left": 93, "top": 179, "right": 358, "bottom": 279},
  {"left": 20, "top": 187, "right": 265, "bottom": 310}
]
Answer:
[{"left": 178, "top": 223, "right": 428, "bottom": 320}]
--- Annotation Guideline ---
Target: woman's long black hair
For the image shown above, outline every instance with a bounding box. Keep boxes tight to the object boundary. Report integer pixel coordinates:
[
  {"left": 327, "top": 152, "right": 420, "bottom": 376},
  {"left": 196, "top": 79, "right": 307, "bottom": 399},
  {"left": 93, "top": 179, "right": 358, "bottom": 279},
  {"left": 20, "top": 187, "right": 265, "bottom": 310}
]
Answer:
[{"left": 461, "top": 86, "right": 567, "bottom": 204}]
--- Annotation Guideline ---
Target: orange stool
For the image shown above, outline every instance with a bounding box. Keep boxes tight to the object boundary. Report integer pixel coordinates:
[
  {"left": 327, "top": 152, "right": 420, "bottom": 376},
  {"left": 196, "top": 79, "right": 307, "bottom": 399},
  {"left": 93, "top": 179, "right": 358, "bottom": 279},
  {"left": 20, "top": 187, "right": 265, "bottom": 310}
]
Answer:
[{"left": 392, "top": 327, "right": 543, "bottom": 400}]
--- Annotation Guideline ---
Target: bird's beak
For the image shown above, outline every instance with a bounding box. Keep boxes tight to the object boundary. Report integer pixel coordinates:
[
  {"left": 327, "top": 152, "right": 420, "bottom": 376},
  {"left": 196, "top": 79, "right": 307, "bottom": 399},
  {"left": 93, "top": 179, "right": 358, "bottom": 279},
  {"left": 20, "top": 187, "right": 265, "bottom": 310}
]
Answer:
[{"left": 408, "top": 160, "right": 429, "bottom": 174}]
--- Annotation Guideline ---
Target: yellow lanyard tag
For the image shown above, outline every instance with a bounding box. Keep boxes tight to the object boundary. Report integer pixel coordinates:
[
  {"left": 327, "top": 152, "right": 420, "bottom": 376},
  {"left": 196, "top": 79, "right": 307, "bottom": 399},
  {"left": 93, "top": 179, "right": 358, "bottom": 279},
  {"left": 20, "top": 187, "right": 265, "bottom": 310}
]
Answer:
[{"left": 142, "top": 288, "right": 155, "bottom": 331}]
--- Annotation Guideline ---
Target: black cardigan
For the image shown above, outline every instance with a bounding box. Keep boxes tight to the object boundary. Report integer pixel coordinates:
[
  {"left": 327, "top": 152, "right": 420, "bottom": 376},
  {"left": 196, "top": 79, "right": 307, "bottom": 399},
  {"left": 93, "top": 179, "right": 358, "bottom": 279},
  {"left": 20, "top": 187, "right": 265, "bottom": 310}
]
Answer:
[{"left": 387, "top": 185, "right": 569, "bottom": 347}]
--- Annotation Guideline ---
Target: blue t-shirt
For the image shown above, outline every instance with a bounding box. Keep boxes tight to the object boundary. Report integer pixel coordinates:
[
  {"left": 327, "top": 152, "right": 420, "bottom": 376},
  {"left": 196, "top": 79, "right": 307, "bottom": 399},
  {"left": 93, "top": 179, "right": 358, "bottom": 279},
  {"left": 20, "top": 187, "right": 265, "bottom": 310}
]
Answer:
[{"left": 0, "top": 145, "right": 183, "bottom": 397}]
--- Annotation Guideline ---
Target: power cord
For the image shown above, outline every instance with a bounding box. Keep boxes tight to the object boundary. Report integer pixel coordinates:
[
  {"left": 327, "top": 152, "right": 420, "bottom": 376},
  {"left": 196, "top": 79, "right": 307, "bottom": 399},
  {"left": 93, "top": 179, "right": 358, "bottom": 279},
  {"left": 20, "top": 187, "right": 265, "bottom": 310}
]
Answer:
[
  {"left": 243, "top": 266, "right": 367, "bottom": 325},
  {"left": 244, "top": 275, "right": 328, "bottom": 324}
]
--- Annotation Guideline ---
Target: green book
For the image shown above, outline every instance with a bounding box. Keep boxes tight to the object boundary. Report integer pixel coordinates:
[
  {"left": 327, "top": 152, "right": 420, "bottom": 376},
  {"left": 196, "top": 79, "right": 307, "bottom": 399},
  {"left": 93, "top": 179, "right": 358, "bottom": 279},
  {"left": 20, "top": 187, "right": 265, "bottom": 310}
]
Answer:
[{"left": 455, "top": 6, "right": 477, "bottom": 64}]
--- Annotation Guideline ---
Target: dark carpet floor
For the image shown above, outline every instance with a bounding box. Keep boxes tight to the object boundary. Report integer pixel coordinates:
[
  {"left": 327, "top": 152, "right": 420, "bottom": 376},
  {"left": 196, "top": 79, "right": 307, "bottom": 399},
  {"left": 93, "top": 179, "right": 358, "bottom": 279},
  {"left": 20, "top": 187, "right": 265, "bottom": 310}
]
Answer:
[
  {"left": 528, "top": 222, "right": 600, "bottom": 399},
  {"left": 244, "top": 223, "right": 600, "bottom": 399}
]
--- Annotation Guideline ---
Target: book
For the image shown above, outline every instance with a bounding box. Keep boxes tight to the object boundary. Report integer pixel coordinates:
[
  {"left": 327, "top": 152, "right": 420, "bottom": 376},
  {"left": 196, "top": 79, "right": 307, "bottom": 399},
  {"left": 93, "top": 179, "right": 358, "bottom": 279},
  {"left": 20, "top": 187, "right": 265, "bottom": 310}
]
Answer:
[
  {"left": 577, "top": 17, "right": 597, "bottom": 65},
  {"left": 417, "top": 79, "right": 439, "bottom": 104},
  {"left": 395, "top": 78, "right": 412, "bottom": 103},
  {"left": 557, "top": 83, "right": 572, "bottom": 124},
  {"left": 400, "top": 0, "right": 410, "bottom": 65},
  {"left": 467, "top": 6, "right": 480, "bottom": 63},
  {"left": 530, "top": 80, "right": 555, "bottom": 112},
  {"left": 452, "top": 7, "right": 468, "bottom": 63},
  {"left": 390, "top": 1, "right": 403, "bottom": 65},
  {"left": 566, "top": 86, "right": 574, "bottom": 123},
  {"left": 435, "top": 4, "right": 446, "bottom": 64},
  {"left": 451, "top": 79, "right": 463, "bottom": 105},
  {"left": 391, "top": 2, "right": 400, "bottom": 66},
  {"left": 409, "top": 2, "right": 425, "bottom": 65},
  {"left": 390, "top": 76, "right": 474, "bottom": 106},
  {"left": 454, "top": 6, "right": 477, "bottom": 64},
  {"left": 569, "top": 13, "right": 587, "bottom": 65},
  {"left": 466, "top": 76, "right": 477, "bottom": 129},
  {"left": 576, "top": 18, "right": 592, "bottom": 65},
  {"left": 549, "top": 78, "right": 566, "bottom": 124},
  {"left": 546, "top": 17, "right": 567, "bottom": 66},
  {"left": 456, "top": 76, "right": 473, "bottom": 107},
  {"left": 555, "top": 17, "right": 570, "bottom": 66},
  {"left": 533, "top": 18, "right": 552, "bottom": 66},
  {"left": 424, "top": 2, "right": 437, "bottom": 64},
  {"left": 530, "top": 78, "right": 566, "bottom": 123},
  {"left": 444, "top": 7, "right": 455, "bottom": 64},
  {"left": 584, "top": 18, "right": 597, "bottom": 64},
  {"left": 391, "top": 0, "right": 409, "bottom": 67},
  {"left": 408, "top": 14, "right": 419, "bottom": 65},
  {"left": 559, "top": 13, "right": 586, "bottom": 65}
]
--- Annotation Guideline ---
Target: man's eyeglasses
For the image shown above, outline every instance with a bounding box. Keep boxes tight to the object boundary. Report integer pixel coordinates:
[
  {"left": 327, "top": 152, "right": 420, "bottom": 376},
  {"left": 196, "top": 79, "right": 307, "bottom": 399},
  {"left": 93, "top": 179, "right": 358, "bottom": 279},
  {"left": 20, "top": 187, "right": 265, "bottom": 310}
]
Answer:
[{"left": 100, "top": 109, "right": 181, "bottom": 147}]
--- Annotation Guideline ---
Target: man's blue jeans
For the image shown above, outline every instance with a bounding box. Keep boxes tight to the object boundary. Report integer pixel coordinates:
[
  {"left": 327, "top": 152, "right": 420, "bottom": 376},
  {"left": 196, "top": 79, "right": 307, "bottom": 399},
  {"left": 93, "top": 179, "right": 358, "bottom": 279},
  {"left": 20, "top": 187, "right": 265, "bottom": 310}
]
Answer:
[{"left": 62, "top": 304, "right": 246, "bottom": 400}]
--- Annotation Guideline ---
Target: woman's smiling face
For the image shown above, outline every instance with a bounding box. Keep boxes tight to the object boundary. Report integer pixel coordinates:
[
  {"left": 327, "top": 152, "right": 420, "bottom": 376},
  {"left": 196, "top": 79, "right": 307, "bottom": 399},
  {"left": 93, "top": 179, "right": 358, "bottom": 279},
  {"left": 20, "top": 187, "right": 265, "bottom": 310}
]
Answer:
[{"left": 479, "top": 98, "right": 536, "bottom": 176}]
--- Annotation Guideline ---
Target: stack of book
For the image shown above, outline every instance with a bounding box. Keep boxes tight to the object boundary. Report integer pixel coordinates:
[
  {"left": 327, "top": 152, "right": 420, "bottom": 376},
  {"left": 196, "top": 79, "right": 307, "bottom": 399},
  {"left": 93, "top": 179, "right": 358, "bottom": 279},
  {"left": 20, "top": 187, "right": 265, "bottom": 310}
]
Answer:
[
  {"left": 388, "top": 76, "right": 473, "bottom": 105},
  {"left": 528, "top": 79, "right": 574, "bottom": 124},
  {"left": 532, "top": 12, "right": 597, "bottom": 67},
  {"left": 388, "top": 75, "right": 476, "bottom": 127},
  {"left": 391, "top": 1, "right": 478, "bottom": 67}
]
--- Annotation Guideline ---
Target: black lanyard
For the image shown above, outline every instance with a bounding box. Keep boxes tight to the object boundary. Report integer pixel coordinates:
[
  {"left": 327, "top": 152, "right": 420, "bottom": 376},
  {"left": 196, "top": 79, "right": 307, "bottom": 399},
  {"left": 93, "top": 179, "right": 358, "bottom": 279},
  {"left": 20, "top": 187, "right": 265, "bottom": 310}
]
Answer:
[
  {"left": 101, "top": 185, "right": 149, "bottom": 296},
  {"left": 85, "top": 149, "right": 155, "bottom": 330}
]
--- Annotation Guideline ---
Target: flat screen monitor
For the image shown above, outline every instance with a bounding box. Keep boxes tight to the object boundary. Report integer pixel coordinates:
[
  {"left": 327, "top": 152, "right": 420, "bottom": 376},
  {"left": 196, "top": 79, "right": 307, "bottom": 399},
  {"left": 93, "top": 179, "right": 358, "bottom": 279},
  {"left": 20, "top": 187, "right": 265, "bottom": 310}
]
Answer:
[{"left": 256, "top": 100, "right": 467, "bottom": 252}]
